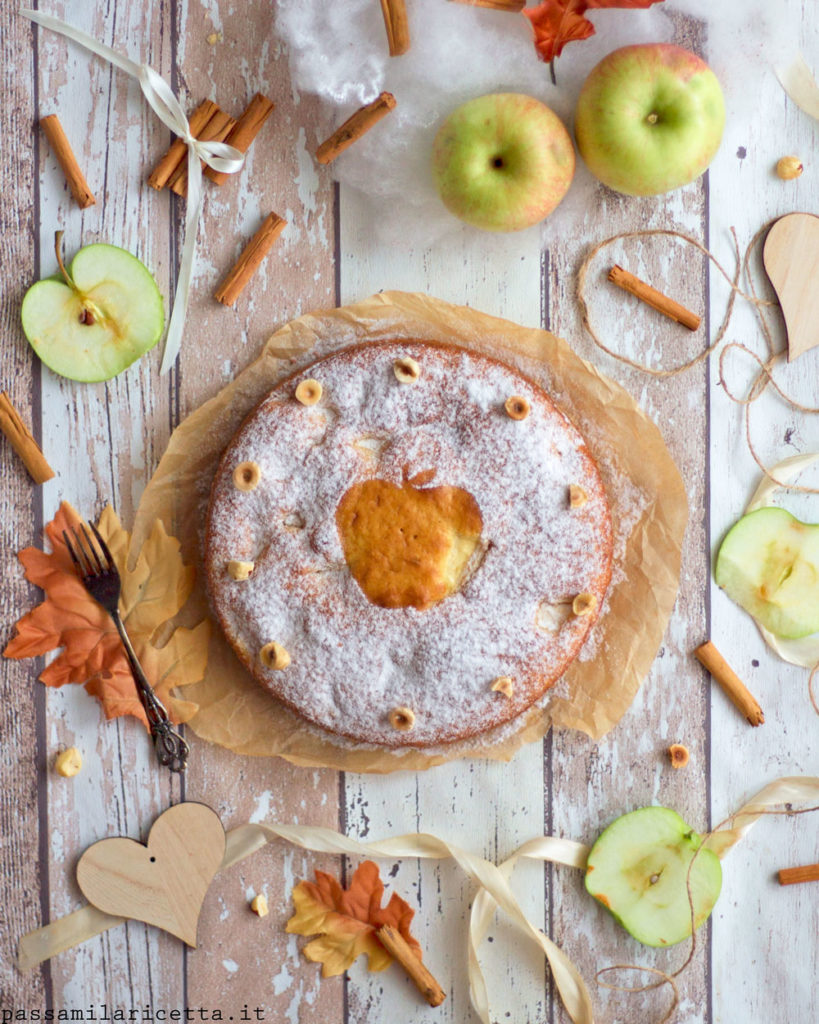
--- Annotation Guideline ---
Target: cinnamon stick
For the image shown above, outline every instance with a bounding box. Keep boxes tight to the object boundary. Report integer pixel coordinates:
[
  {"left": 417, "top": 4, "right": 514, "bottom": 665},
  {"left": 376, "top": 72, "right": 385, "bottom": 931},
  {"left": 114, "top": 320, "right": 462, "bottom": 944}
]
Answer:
[
  {"left": 380, "top": 0, "right": 410, "bottom": 55},
  {"left": 778, "top": 863, "right": 819, "bottom": 886},
  {"left": 214, "top": 212, "right": 287, "bottom": 306},
  {"left": 0, "top": 392, "right": 55, "bottom": 484},
  {"left": 315, "top": 92, "right": 397, "bottom": 165},
  {"left": 169, "top": 108, "right": 236, "bottom": 197},
  {"left": 694, "top": 641, "right": 764, "bottom": 726},
  {"left": 449, "top": 0, "right": 525, "bottom": 10},
  {"left": 148, "top": 99, "right": 220, "bottom": 190},
  {"left": 205, "top": 93, "right": 276, "bottom": 186},
  {"left": 39, "top": 114, "right": 95, "bottom": 209},
  {"left": 608, "top": 265, "right": 701, "bottom": 331},
  {"left": 375, "top": 925, "right": 446, "bottom": 1007}
]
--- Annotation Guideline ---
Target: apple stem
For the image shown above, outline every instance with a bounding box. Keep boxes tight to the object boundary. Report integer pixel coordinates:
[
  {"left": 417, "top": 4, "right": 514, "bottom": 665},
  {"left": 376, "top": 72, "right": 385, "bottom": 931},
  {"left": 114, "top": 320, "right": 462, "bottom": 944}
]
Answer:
[
  {"left": 54, "top": 230, "right": 76, "bottom": 291},
  {"left": 54, "top": 230, "right": 97, "bottom": 326}
]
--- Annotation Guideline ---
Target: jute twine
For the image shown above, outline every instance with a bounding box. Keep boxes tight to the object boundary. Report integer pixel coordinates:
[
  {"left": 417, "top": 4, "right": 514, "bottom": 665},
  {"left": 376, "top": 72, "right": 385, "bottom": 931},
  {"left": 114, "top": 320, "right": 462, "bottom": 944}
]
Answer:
[{"left": 577, "top": 223, "right": 819, "bottom": 494}]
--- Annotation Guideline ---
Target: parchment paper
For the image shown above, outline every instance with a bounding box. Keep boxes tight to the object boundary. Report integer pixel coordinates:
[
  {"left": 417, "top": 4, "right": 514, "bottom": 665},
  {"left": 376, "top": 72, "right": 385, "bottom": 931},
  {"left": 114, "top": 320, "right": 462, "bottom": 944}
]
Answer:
[{"left": 131, "top": 291, "right": 687, "bottom": 772}]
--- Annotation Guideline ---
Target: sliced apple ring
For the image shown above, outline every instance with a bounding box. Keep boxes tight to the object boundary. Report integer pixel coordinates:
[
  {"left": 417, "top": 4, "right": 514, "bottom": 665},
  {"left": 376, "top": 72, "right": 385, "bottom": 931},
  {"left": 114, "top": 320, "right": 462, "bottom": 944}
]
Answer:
[
  {"left": 715, "top": 506, "right": 819, "bottom": 639},
  {"left": 585, "top": 806, "right": 722, "bottom": 948}
]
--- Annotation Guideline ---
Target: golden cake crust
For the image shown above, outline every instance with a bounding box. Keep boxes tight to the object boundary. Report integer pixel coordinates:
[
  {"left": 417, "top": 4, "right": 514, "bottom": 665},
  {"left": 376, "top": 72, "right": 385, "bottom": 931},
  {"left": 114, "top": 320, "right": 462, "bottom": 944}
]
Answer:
[{"left": 205, "top": 339, "right": 613, "bottom": 748}]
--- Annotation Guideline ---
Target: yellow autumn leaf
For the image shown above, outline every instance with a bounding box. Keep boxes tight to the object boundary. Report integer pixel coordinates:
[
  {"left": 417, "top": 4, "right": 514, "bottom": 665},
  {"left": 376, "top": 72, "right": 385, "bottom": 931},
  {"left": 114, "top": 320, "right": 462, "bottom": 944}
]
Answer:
[{"left": 286, "top": 860, "right": 421, "bottom": 977}]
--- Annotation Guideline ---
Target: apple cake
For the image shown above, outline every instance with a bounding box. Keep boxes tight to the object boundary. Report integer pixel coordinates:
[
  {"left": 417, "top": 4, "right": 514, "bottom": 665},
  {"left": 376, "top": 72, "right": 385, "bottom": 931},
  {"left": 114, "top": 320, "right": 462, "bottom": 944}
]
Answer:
[{"left": 205, "top": 339, "right": 613, "bottom": 748}]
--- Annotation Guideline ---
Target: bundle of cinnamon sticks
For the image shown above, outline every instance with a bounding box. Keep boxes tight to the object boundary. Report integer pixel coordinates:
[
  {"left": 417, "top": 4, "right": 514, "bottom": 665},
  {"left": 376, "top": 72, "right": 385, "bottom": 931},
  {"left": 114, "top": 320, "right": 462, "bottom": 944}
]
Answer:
[{"left": 148, "top": 93, "right": 275, "bottom": 197}]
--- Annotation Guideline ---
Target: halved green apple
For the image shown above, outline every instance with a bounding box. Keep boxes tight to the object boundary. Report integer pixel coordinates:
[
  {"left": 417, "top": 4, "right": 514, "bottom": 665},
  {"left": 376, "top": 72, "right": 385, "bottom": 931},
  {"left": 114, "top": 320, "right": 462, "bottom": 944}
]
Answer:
[
  {"left": 21, "top": 233, "right": 164, "bottom": 382},
  {"left": 715, "top": 507, "right": 819, "bottom": 639},
  {"left": 585, "top": 806, "right": 722, "bottom": 947}
]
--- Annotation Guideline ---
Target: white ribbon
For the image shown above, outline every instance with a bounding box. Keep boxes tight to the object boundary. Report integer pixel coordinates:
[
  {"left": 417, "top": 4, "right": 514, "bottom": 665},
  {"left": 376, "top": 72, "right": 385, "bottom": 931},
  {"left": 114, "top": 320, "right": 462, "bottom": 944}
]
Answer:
[
  {"left": 17, "top": 776, "right": 819, "bottom": 1024},
  {"left": 20, "top": 8, "right": 246, "bottom": 374}
]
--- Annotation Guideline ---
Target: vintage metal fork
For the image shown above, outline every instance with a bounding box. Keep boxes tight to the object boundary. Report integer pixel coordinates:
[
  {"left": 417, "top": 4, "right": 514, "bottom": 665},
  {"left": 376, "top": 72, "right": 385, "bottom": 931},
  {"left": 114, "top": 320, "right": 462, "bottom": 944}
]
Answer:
[{"left": 63, "top": 522, "right": 190, "bottom": 773}]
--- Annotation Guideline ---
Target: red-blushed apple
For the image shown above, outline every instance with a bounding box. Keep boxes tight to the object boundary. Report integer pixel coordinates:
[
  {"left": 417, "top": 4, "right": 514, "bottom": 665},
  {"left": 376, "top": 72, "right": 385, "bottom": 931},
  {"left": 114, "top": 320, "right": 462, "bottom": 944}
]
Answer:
[
  {"left": 574, "top": 43, "right": 725, "bottom": 197},
  {"left": 432, "top": 93, "right": 575, "bottom": 232}
]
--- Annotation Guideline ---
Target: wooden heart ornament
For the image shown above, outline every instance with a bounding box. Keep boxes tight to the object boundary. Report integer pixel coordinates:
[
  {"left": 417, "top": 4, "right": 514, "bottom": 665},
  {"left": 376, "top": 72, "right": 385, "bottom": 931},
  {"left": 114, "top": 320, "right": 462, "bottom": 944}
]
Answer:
[
  {"left": 763, "top": 213, "right": 819, "bottom": 362},
  {"left": 76, "top": 803, "right": 226, "bottom": 947}
]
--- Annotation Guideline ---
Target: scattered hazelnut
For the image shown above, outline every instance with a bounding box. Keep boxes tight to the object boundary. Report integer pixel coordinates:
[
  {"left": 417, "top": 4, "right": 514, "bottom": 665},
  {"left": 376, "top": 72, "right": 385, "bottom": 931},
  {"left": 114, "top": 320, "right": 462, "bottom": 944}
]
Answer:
[
  {"left": 55, "top": 747, "right": 83, "bottom": 778},
  {"left": 776, "top": 155, "right": 803, "bottom": 180},
  {"left": 569, "top": 484, "right": 588, "bottom": 509},
  {"left": 572, "top": 592, "right": 597, "bottom": 617},
  {"left": 491, "top": 676, "right": 515, "bottom": 698},
  {"left": 227, "top": 559, "right": 255, "bottom": 581},
  {"left": 668, "top": 743, "right": 690, "bottom": 769},
  {"left": 250, "top": 894, "right": 269, "bottom": 917},
  {"left": 295, "top": 379, "right": 323, "bottom": 406},
  {"left": 233, "top": 461, "right": 261, "bottom": 492},
  {"left": 504, "top": 396, "right": 530, "bottom": 421},
  {"left": 393, "top": 356, "right": 420, "bottom": 384},
  {"left": 260, "top": 642, "right": 291, "bottom": 670},
  {"left": 388, "top": 706, "right": 415, "bottom": 731}
]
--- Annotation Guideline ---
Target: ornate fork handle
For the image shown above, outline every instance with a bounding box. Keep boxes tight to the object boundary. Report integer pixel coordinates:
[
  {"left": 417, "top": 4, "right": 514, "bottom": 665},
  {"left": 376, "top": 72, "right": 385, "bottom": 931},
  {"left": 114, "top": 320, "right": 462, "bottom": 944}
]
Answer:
[{"left": 110, "top": 609, "right": 190, "bottom": 773}]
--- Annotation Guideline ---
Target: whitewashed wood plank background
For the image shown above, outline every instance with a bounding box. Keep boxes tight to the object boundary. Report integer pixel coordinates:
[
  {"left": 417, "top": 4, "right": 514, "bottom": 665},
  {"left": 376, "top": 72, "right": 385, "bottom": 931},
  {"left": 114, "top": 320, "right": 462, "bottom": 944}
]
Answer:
[{"left": 1, "top": 2, "right": 817, "bottom": 1023}]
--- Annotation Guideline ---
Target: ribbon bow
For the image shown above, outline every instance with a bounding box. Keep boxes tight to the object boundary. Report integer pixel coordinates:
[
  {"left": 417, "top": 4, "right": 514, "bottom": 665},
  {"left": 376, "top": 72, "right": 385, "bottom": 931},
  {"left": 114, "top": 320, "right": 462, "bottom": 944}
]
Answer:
[{"left": 21, "top": 8, "right": 246, "bottom": 374}]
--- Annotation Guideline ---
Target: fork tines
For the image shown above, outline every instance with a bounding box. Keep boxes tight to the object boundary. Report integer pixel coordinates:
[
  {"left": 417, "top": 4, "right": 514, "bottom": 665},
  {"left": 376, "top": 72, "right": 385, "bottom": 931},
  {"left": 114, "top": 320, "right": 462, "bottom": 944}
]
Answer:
[{"left": 63, "top": 521, "right": 115, "bottom": 578}]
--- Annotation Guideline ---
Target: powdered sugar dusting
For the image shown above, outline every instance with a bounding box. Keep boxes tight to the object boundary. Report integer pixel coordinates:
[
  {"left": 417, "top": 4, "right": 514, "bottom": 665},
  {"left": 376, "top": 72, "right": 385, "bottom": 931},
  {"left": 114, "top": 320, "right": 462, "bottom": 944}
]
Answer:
[{"left": 205, "top": 341, "right": 612, "bottom": 747}]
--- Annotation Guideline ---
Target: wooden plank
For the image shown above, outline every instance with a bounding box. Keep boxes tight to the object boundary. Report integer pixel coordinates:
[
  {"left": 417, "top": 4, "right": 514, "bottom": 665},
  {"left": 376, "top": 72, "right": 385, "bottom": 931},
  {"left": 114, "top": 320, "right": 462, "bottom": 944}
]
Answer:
[
  {"left": 35, "top": 0, "right": 182, "bottom": 1011},
  {"left": 549, "top": 204, "right": 710, "bottom": 1022},
  {"left": 545, "top": 11, "right": 713, "bottom": 1009},
  {"left": 0, "top": 2, "right": 48, "bottom": 1011},
  {"left": 339, "top": 187, "right": 548, "bottom": 1024},
  {"left": 173, "top": 2, "right": 341, "bottom": 1020},
  {"left": 707, "top": 1, "right": 819, "bottom": 1019}
]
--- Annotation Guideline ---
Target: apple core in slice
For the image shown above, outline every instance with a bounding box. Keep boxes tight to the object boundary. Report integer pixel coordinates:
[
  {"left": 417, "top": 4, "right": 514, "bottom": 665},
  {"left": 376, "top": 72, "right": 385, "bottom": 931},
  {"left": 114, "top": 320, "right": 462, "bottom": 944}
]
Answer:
[
  {"left": 715, "top": 506, "right": 819, "bottom": 639},
  {"left": 585, "top": 806, "right": 722, "bottom": 947},
  {"left": 335, "top": 478, "right": 483, "bottom": 609},
  {"left": 21, "top": 242, "right": 164, "bottom": 382}
]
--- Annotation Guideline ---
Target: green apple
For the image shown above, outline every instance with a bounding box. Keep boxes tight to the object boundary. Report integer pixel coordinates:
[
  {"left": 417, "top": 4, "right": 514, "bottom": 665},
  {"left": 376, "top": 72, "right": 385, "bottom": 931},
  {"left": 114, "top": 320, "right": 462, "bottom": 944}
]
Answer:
[
  {"left": 21, "top": 232, "right": 164, "bottom": 382},
  {"left": 585, "top": 806, "right": 722, "bottom": 947},
  {"left": 715, "top": 506, "right": 819, "bottom": 639},
  {"left": 574, "top": 44, "right": 725, "bottom": 197},
  {"left": 432, "top": 93, "right": 575, "bottom": 232}
]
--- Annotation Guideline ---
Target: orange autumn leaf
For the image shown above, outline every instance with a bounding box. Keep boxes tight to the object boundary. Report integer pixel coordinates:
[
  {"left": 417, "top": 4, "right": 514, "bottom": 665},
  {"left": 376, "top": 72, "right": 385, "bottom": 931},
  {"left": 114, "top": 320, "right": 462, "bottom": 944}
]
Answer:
[
  {"left": 4, "top": 501, "right": 208, "bottom": 729},
  {"left": 286, "top": 860, "right": 421, "bottom": 977},
  {"left": 524, "top": 0, "right": 665, "bottom": 63}
]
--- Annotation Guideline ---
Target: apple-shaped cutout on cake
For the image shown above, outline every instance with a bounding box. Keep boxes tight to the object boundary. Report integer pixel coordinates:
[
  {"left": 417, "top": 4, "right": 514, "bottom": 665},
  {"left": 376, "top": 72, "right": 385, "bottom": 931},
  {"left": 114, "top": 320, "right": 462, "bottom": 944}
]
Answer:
[
  {"left": 574, "top": 44, "right": 725, "bottom": 197},
  {"left": 335, "top": 476, "right": 483, "bottom": 609},
  {"left": 585, "top": 806, "right": 722, "bottom": 947},
  {"left": 715, "top": 507, "right": 819, "bottom": 639},
  {"left": 21, "top": 232, "right": 164, "bottom": 382},
  {"left": 432, "top": 93, "right": 575, "bottom": 232}
]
